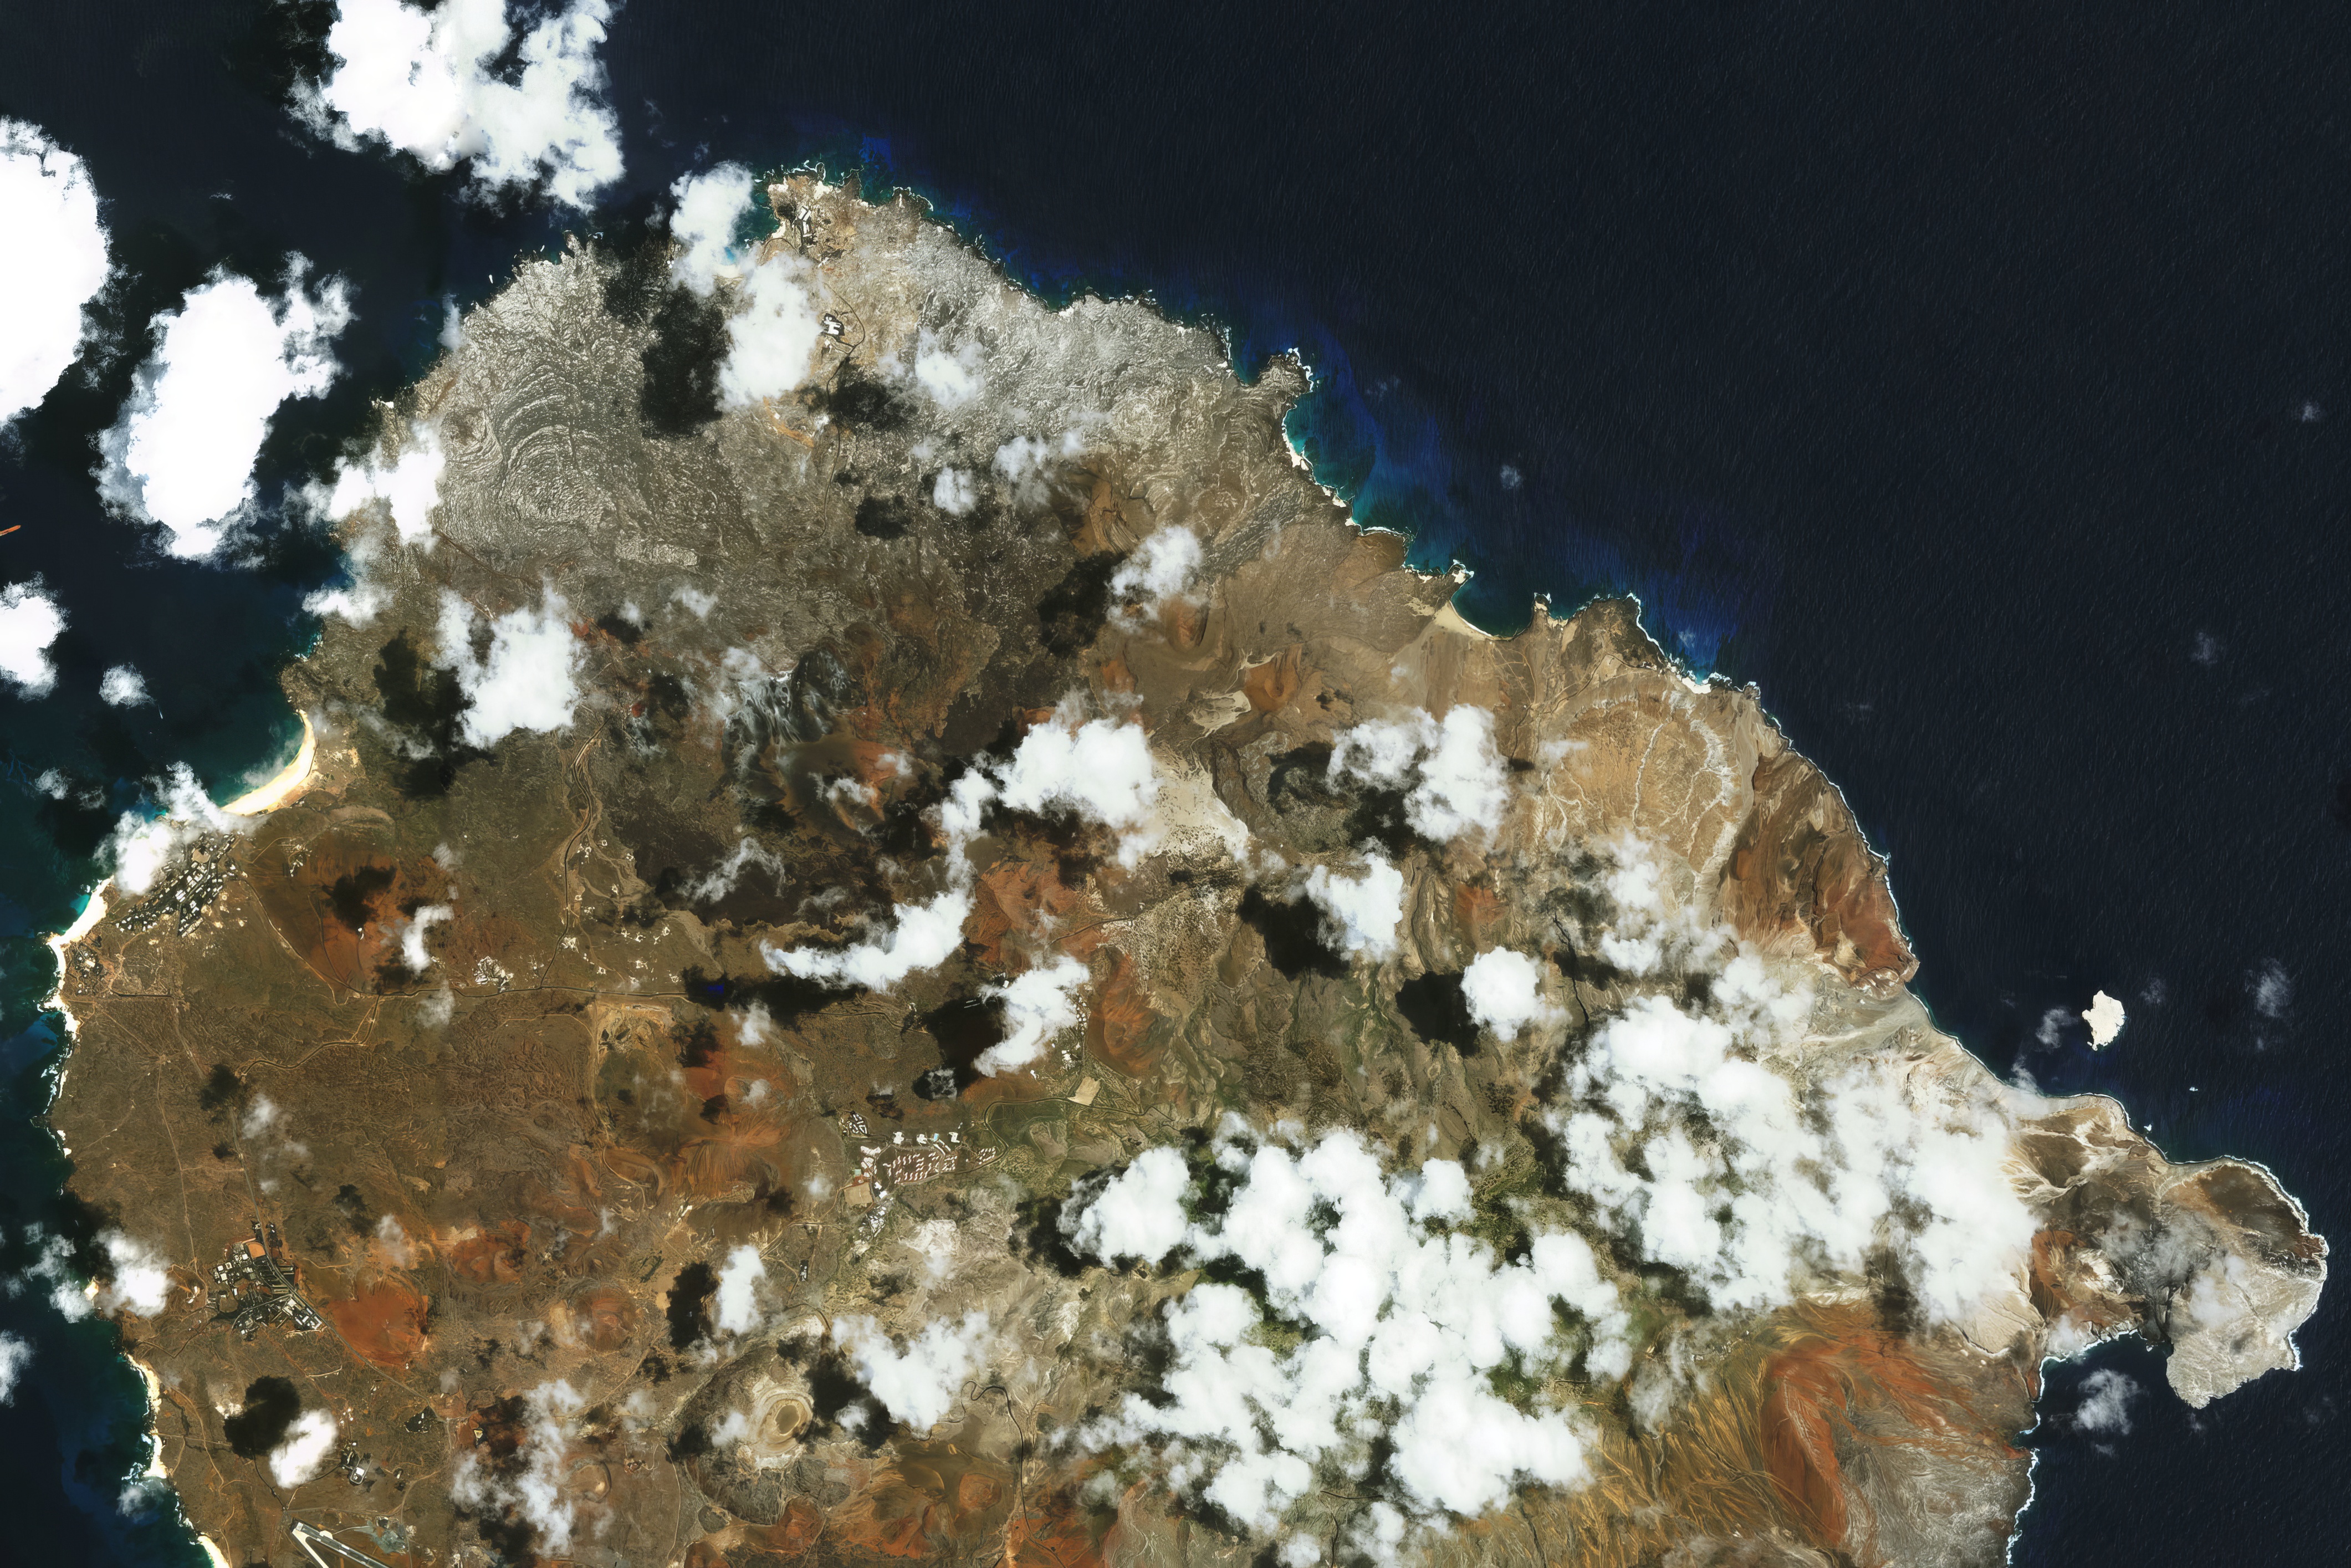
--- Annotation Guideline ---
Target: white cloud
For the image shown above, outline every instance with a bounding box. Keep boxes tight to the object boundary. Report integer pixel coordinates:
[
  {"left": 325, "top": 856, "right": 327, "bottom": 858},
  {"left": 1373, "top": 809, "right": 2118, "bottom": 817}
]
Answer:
[
  {"left": 435, "top": 587, "right": 584, "bottom": 748},
  {"left": 992, "top": 710, "right": 1161, "bottom": 864},
  {"left": 1302, "top": 851, "right": 1406, "bottom": 962},
  {"left": 303, "top": 529, "right": 392, "bottom": 625},
  {"left": 2250, "top": 961, "right": 2292, "bottom": 1020},
  {"left": 1388, "top": 1381, "right": 1586, "bottom": 1521},
  {"left": 764, "top": 887, "right": 972, "bottom": 992},
  {"left": 104, "top": 762, "right": 254, "bottom": 895},
  {"left": 1570, "top": 834, "right": 1722, "bottom": 980},
  {"left": 298, "top": 0, "right": 623, "bottom": 210},
  {"left": 2069, "top": 1368, "right": 2139, "bottom": 1436},
  {"left": 833, "top": 1313, "right": 988, "bottom": 1434},
  {"left": 450, "top": 1381, "right": 587, "bottom": 1552},
  {"left": 1550, "top": 963, "right": 2034, "bottom": 1320},
  {"left": 1064, "top": 1131, "right": 1624, "bottom": 1528},
  {"left": 714, "top": 1244, "right": 765, "bottom": 1335},
  {"left": 374, "top": 1215, "right": 416, "bottom": 1268},
  {"left": 717, "top": 253, "right": 823, "bottom": 406},
  {"left": 96, "top": 1232, "right": 172, "bottom": 1317},
  {"left": 1327, "top": 716, "right": 1420, "bottom": 786},
  {"left": 97, "top": 267, "right": 350, "bottom": 558},
  {"left": 0, "top": 120, "right": 110, "bottom": 425},
  {"left": 1459, "top": 948, "right": 1558, "bottom": 1039},
  {"left": 0, "top": 1332, "right": 27, "bottom": 1404},
  {"left": 325, "top": 421, "right": 446, "bottom": 546},
  {"left": 993, "top": 431, "right": 1083, "bottom": 486},
  {"left": 268, "top": 1409, "right": 338, "bottom": 1489},
  {"left": 1411, "top": 708, "right": 1508, "bottom": 840},
  {"left": 912, "top": 331, "right": 982, "bottom": 407},
  {"left": 97, "top": 666, "right": 149, "bottom": 707},
  {"left": 0, "top": 580, "right": 65, "bottom": 698},
  {"left": 975, "top": 955, "right": 1089, "bottom": 1075},
  {"left": 1110, "top": 527, "right": 1202, "bottom": 614},
  {"left": 241, "top": 1095, "right": 282, "bottom": 1141},
  {"left": 684, "top": 836, "right": 785, "bottom": 904},
  {"left": 668, "top": 164, "right": 755, "bottom": 295},
  {"left": 763, "top": 709, "right": 1159, "bottom": 992},
  {"left": 397, "top": 905, "right": 452, "bottom": 971},
  {"left": 1062, "top": 1146, "right": 1190, "bottom": 1264},
  {"left": 1328, "top": 707, "right": 1509, "bottom": 842},
  {"left": 932, "top": 467, "right": 977, "bottom": 515}
]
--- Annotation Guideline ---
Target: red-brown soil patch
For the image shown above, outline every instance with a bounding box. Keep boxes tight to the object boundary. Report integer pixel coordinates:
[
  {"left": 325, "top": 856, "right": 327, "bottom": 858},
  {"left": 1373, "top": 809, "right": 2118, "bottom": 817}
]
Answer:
[
  {"left": 251, "top": 815, "right": 451, "bottom": 993},
  {"left": 323, "top": 1274, "right": 430, "bottom": 1369},
  {"left": 1083, "top": 949, "right": 1162, "bottom": 1077},
  {"left": 968, "top": 860, "right": 1090, "bottom": 969},
  {"left": 444, "top": 1220, "right": 531, "bottom": 1284},
  {"left": 1721, "top": 752, "right": 1917, "bottom": 992}
]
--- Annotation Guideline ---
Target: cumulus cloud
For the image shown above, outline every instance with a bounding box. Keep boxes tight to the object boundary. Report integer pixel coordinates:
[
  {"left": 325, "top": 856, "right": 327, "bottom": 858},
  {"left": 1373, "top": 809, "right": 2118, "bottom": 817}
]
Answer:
[
  {"left": 0, "top": 1332, "right": 27, "bottom": 1404},
  {"left": 434, "top": 587, "right": 584, "bottom": 748},
  {"left": 683, "top": 836, "right": 785, "bottom": 905},
  {"left": 0, "top": 580, "right": 65, "bottom": 697},
  {"left": 931, "top": 467, "right": 977, "bottom": 515},
  {"left": 396, "top": 905, "right": 452, "bottom": 971},
  {"left": 450, "top": 1381, "right": 589, "bottom": 1552},
  {"left": 303, "top": 529, "right": 393, "bottom": 625},
  {"left": 912, "top": 331, "right": 982, "bottom": 407},
  {"left": 832, "top": 1312, "right": 987, "bottom": 1433},
  {"left": 763, "top": 709, "right": 1159, "bottom": 992},
  {"left": 1302, "top": 851, "right": 1406, "bottom": 962},
  {"left": 764, "top": 887, "right": 972, "bottom": 991},
  {"left": 717, "top": 253, "right": 823, "bottom": 406},
  {"left": 993, "top": 709, "right": 1161, "bottom": 863},
  {"left": 374, "top": 1215, "right": 417, "bottom": 1268},
  {"left": 1110, "top": 526, "right": 1203, "bottom": 616},
  {"left": 1548, "top": 944, "right": 2031, "bottom": 1321},
  {"left": 987, "top": 430, "right": 1086, "bottom": 503},
  {"left": 714, "top": 1244, "right": 765, "bottom": 1335},
  {"left": 92, "top": 1233, "right": 172, "bottom": 1319},
  {"left": 297, "top": 0, "right": 623, "bottom": 209},
  {"left": 2069, "top": 1368, "right": 2139, "bottom": 1436},
  {"left": 975, "top": 956, "right": 1089, "bottom": 1075},
  {"left": 1063, "top": 1130, "right": 1626, "bottom": 1528},
  {"left": 1412, "top": 708, "right": 1510, "bottom": 840},
  {"left": 324, "top": 421, "right": 446, "bottom": 547},
  {"left": 1574, "top": 834, "right": 1719, "bottom": 979},
  {"left": 1459, "top": 948, "right": 1558, "bottom": 1039},
  {"left": 668, "top": 163, "right": 755, "bottom": 294},
  {"left": 241, "top": 1095, "right": 283, "bottom": 1142},
  {"left": 104, "top": 762, "right": 252, "bottom": 895},
  {"left": 97, "top": 267, "right": 350, "bottom": 558},
  {"left": 2250, "top": 960, "right": 2292, "bottom": 1020},
  {"left": 1328, "top": 707, "right": 1509, "bottom": 842},
  {"left": 1062, "top": 1145, "right": 1192, "bottom": 1264},
  {"left": 97, "top": 666, "right": 149, "bottom": 707},
  {"left": 0, "top": 120, "right": 110, "bottom": 425},
  {"left": 268, "top": 1409, "right": 338, "bottom": 1489}
]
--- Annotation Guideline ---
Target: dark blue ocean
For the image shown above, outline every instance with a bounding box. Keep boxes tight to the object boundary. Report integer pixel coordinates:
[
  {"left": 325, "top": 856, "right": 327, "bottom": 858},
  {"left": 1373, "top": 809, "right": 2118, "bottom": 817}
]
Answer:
[{"left": 2, "top": 2, "right": 2346, "bottom": 1561}]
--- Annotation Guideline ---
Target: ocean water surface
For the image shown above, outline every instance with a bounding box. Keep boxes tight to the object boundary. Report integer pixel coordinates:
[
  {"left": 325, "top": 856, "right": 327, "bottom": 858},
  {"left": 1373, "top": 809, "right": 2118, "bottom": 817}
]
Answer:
[{"left": 2, "top": 2, "right": 2348, "bottom": 1561}]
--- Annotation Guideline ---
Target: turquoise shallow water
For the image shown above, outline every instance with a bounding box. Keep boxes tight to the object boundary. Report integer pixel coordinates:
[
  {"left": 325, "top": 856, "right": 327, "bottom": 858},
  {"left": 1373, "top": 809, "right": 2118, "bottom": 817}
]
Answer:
[{"left": 4, "top": 3, "right": 2350, "bottom": 1562}]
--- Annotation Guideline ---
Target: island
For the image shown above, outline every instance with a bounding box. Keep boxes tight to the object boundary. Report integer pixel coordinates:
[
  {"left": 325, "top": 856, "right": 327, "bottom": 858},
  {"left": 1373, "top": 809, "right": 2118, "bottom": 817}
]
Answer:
[{"left": 45, "top": 174, "right": 2324, "bottom": 1568}]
